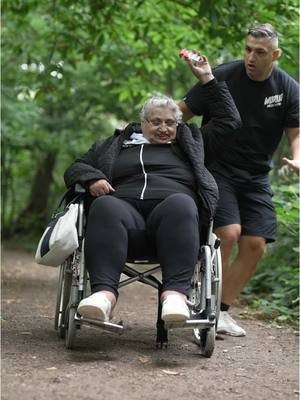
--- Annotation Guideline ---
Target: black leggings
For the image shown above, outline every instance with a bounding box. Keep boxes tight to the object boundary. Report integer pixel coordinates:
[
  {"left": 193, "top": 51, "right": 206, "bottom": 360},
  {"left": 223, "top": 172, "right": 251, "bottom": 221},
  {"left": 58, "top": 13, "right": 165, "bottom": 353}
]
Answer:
[{"left": 84, "top": 193, "right": 200, "bottom": 297}]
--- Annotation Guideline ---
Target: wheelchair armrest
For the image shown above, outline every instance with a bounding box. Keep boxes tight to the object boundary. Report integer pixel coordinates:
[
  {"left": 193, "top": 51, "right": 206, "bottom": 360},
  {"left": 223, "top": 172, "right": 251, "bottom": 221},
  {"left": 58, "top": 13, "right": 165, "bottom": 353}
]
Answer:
[{"left": 75, "top": 183, "right": 86, "bottom": 194}]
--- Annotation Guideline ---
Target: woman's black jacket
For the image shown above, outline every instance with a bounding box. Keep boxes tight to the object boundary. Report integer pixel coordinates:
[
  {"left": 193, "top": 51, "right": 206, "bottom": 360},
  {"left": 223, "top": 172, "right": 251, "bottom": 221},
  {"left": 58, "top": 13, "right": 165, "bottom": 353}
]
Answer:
[{"left": 64, "top": 80, "right": 241, "bottom": 225}]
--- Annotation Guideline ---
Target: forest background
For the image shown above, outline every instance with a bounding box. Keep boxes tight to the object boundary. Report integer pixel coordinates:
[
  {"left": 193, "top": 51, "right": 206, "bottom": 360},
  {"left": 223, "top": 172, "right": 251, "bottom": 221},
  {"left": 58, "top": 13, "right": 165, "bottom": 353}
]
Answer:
[{"left": 2, "top": 0, "right": 299, "bottom": 325}]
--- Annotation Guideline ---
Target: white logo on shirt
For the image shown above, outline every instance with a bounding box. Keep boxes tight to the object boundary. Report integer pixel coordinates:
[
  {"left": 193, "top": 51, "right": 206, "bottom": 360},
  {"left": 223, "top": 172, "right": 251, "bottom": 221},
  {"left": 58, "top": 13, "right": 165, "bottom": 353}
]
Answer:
[{"left": 264, "top": 93, "right": 283, "bottom": 108}]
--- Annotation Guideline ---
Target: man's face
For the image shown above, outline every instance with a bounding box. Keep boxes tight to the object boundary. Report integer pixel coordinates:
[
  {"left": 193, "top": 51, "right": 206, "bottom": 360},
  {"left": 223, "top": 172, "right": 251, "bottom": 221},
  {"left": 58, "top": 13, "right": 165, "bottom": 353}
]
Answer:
[
  {"left": 244, "top": 35, "right": 279, "bottom": 81},
  {"left": 141, "top": 107, "right": 177, "bottom": 144}
]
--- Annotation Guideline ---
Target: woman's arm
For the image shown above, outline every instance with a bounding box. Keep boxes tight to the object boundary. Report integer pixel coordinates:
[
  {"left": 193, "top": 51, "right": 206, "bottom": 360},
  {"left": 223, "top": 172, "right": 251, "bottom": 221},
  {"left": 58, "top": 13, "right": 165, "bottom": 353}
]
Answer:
[
  {"left": 64, "top": 138, "right": 112, "bottom": 189},
  {"left": 199, "top": 80, "right": 242, "bottom": 139}
]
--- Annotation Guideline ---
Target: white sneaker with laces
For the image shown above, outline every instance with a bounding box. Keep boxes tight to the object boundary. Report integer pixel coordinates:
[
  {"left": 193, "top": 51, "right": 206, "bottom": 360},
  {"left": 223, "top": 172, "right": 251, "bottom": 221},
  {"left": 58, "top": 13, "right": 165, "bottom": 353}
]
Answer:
[
  {"left": 217, "top": 311, "right": 246, "bottom": 336},
  {"left": 161, "top": 295, "right": 190, "bottom": 322},
  {"left": 77, "top": 292, "right": 112, "bottom": 321}
]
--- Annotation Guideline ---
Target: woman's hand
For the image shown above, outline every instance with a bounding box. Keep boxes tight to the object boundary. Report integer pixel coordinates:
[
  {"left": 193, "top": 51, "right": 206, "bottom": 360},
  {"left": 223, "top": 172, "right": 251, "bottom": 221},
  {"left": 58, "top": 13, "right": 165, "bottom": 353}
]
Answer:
[
  {"left": 184, "top": 51, "right": 214, "bottom": 84},
  {"left": 89, "top": 179, "right": 115, "bottom": 197}
]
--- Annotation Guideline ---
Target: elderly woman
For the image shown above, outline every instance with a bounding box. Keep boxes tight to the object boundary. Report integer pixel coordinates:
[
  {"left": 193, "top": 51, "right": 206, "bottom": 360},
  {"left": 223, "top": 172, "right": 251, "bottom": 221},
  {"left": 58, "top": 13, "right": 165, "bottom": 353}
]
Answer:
[{"left": 64, "top": 56, "right": 241, "bottom": 323}]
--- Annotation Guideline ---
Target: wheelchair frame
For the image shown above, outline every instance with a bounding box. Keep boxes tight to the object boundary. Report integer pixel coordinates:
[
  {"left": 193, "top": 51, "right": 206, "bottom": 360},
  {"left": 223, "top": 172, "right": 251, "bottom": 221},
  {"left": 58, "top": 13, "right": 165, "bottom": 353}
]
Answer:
[{"left": 54, "top": 193, "right": 222, "bottom": 358}]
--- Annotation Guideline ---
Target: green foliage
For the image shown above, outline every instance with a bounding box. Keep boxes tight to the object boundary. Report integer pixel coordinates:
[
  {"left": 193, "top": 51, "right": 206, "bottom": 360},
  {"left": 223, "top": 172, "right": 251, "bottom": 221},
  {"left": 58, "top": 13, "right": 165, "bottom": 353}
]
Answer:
[
  {"left": 242, "top": 182, "right": 299, "bottom": 325},
  {"left": 1, "top": 0, "right": 299, "bottom": 245}
]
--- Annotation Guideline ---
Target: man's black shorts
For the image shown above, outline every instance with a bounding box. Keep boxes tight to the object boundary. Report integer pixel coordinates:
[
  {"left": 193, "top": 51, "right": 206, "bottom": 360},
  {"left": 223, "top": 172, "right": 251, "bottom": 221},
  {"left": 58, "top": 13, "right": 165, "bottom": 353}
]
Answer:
[{"left": 212, "top": 173, "right": 277, "bottom": 243}]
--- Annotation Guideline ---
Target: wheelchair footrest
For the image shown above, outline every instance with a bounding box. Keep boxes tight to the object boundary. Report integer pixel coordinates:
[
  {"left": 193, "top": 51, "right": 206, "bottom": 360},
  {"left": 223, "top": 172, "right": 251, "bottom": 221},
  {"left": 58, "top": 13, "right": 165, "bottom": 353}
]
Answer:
[
  {"left": 75, "top": 314, "right": 124, "bottom": 334},
  {"left": 165, "top": 319, "right": 215, "bottom": 330}
]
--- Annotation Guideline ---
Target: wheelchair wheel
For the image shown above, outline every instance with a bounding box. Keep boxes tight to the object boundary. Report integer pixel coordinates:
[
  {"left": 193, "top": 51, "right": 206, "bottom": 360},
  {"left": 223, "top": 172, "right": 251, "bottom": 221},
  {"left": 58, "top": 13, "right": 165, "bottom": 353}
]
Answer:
[
  {"left": 197, "top": 326, "right": 216, "bottom": 358},
  {"left": 192, "top": 244, "right": 219, "bottom": 357},
  {"left": 190, "top": 259, "right": 209, "bottom": 350},
  {"left": 65, "top": 282, "right": 81, "bottom": 349},
  {"left": 189, "top": 260, "right": 202, "bottom": 310},
  {"left": 65, "top": 306, "right": 77, "bottom": 350},
  {"left": 211, "top": 238, "right": 222, "bottom": 330},
  {"left": 54, "top": 263, "right": 64, "bottom": 331},
  {"left": 54, "top": 258, "right": 72, "bottom": 339}
]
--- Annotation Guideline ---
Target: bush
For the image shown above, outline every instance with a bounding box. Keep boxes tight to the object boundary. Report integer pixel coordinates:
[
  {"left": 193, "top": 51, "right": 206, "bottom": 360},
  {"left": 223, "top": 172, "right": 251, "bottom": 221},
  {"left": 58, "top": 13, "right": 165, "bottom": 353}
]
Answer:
[{"left": 242, "top": 182, "right": 299, "bottom": 325}]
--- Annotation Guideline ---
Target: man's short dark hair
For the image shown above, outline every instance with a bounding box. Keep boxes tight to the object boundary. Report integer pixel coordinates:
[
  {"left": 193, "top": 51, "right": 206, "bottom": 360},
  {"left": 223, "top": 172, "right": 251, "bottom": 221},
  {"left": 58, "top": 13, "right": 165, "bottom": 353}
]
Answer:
[{"left": 247, "top": 23, "right": 279, "bottom": 49}]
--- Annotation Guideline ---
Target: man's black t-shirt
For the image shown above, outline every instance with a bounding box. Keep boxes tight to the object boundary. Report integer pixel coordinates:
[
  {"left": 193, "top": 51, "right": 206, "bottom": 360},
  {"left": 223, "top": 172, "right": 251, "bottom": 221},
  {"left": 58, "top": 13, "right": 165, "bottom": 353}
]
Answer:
[{"left": 184, "top": 60, "right": 299, "bottom": 178}]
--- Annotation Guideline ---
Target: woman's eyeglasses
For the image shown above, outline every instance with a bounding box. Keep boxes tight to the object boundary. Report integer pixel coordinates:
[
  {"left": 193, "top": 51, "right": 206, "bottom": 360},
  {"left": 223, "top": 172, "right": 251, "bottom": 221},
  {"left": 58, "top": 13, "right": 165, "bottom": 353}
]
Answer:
[{"left": 145, "top": 118, "right": 177, "bottom": 128}]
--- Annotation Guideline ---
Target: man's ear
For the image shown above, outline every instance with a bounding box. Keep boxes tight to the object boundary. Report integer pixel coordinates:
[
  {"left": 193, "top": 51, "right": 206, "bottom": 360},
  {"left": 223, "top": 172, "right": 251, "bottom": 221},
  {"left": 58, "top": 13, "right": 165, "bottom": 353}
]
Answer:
[{"left": 272, "top": 48, "right": 282, "bottom": 61}]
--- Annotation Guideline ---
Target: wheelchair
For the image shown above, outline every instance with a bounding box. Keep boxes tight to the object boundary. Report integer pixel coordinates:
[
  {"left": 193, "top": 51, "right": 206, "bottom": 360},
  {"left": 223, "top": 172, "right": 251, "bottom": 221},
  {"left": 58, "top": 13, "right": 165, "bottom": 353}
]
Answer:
[{"left": 54, "top": 187, "right": 222, "bottom": 358}]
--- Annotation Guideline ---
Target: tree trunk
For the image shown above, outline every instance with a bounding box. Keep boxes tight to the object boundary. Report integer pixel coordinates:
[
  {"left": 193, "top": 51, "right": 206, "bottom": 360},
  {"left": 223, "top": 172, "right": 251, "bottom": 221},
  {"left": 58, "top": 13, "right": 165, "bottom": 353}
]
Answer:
[{"left": 13, "top": 151, "right": 57, "bottom": 235}]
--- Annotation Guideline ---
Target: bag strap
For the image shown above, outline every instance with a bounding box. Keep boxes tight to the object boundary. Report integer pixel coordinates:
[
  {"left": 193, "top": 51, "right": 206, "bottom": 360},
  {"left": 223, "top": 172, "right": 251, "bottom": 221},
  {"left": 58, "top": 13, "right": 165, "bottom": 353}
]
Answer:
[{"left": 53, "top": 184, "right": 86, "bottom": 216}]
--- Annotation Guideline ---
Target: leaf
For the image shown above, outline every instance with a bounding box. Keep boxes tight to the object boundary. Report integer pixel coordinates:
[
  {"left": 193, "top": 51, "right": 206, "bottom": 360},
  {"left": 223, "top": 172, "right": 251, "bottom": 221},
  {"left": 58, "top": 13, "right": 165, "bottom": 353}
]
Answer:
[
  {"left": 137, "top": 356, "right": 150, "bottom": 364},
  {"left": 162, "top": 369, "right": 181, "bottom": 375},
  {"left": 2, "top": 299, "right": 21, "bottom": 304}
]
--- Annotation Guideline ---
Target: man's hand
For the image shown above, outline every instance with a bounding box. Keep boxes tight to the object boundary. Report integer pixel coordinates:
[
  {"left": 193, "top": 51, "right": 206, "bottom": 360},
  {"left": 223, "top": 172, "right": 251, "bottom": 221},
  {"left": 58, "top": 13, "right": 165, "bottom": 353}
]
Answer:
[
  {"left": 183, "top": 51, "right": 214, "bottom": 84},
  {"left": 284, "top": 128, "right": 299, "bottom": 175},
  {"left": 282, "top": 157, "right": 300, "bottom": 174},
  {"left": 89, "top": 179, "right": 115, "bottom": 197}
]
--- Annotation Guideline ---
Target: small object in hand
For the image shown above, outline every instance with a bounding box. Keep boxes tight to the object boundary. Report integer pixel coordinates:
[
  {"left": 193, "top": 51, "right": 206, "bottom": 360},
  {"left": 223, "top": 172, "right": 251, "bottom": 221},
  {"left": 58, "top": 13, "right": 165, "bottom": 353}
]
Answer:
[{"left": 179, "top": 48, "right": 203, "bottom": 64}]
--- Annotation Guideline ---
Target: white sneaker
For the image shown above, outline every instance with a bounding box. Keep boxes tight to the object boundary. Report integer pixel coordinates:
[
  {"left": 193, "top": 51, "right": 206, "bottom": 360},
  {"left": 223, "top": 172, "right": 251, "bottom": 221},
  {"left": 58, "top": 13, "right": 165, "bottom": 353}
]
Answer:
[
  {"left": 217, "top": 311, "right": 246, "bottom": 337},
  {"left": 161, "top": 295, "right": 190, "bottom": 322},
  {"left": 77, "top": 292, "right": 112, "bottom": 321}
]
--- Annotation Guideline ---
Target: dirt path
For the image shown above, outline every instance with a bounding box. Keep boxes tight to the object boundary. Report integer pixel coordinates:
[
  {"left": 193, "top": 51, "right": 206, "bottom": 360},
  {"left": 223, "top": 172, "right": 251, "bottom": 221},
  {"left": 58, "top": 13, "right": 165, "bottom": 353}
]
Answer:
[{"left": 1, "top": 245, "right": 299, "bottom": 400}]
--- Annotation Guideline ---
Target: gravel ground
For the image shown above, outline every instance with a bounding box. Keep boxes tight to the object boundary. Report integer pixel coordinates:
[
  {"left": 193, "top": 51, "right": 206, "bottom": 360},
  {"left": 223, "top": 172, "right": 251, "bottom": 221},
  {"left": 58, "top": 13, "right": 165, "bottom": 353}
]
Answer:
[{"left": 1, "top": 245, "right": 299, "bottom": 400}]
